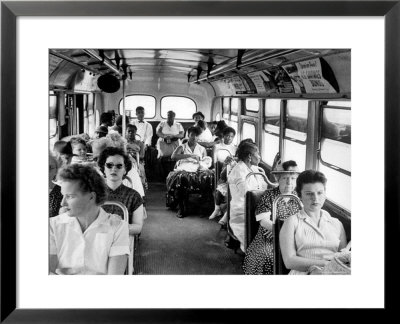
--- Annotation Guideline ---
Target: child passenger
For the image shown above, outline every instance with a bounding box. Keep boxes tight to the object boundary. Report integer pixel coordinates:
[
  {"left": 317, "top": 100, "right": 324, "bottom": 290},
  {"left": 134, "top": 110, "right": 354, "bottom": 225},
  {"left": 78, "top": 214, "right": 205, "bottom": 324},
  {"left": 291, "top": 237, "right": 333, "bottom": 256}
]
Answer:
[{"left": 70, "top": 137, "right": 88, "bottom": 164}]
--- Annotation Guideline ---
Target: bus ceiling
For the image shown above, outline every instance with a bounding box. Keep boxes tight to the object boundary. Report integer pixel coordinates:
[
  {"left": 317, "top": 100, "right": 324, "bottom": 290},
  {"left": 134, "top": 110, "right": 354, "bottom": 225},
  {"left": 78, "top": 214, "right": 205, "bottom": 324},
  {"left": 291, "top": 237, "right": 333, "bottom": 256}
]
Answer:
[{"left": 49, "top": 49, "right": 350, "bottom": 98}]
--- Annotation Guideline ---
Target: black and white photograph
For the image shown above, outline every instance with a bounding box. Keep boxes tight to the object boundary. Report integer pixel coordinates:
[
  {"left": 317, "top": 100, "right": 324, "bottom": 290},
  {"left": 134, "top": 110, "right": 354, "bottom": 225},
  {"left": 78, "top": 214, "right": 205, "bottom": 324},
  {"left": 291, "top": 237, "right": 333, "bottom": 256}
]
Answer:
[
  {"left": 2, "top": 1, "right": 396, "bottom": 319},
  {"left": 48, "top": 49, "right": 352, "bottom": 276}
]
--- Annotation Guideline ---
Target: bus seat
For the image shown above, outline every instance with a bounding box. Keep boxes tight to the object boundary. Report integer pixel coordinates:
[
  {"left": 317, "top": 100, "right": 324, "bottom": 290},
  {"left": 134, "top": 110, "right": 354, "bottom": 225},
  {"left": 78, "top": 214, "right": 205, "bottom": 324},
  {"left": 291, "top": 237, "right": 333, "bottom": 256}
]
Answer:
[
  {"left": 225, "top": 186, "right": 241, "bottom": 253},
  {"left": 102, "top": 200, "right": 135, "bottom": 275},
  {"left": 271, "top": 194, "right": 302, "bottom": 275},
  {"left": 257, "top": 161, "right": 277, "bottom": 188},
  {"left": 244, "top": 189, "right": 265, "bottom": 251},
  {"left": 273, "top": 218, "right": 290, "bottom": 275}
]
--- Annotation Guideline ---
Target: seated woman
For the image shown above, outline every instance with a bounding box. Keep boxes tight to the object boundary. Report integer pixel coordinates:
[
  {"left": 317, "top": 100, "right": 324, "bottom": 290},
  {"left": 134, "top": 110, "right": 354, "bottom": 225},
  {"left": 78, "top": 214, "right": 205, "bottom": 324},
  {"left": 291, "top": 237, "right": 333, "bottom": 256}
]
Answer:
[
  {"left": 209, "top": 127, "right": 237, "bottom": 220},
  {"left": 69, "top": 137, "right": 88, "bottom": 164},
  {"left": 49, "top": 141, "right": 73, "bottom": 217},
  {"left": 280, "top": 170, "right": 347, "bottom": 275},
  {"left": 243, "top": 161, "right": 302, "bottom": 275},
  {"left": 196, "top": 120, "right": 214, "bottom": 148},
  {"left": 126, "top": 124, "right": 147, "bottom": 190},
  {"left": 168, "top": 126, "right": 213, "bottom": 218},
  {"left": 98, "top": 147, "right": 144, "bottom": 235},
  {"left": 228, "top": 142, "right": 269, "bottom": 252}
]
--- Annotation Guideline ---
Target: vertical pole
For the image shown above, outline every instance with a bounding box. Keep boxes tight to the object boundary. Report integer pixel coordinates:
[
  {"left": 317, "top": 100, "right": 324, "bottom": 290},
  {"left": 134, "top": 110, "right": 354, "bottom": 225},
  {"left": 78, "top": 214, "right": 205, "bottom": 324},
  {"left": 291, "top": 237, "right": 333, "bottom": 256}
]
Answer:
[{"left": 122, "top": 78, "right": 126, "bottom": 137}]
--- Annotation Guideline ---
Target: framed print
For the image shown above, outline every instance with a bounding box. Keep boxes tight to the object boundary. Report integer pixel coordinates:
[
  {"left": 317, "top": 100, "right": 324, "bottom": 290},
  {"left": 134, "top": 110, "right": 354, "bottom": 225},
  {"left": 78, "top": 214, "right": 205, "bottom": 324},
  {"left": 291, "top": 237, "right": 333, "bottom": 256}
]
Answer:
[{"left": 1, "top": 0, "right": 399, "bottom": 322}]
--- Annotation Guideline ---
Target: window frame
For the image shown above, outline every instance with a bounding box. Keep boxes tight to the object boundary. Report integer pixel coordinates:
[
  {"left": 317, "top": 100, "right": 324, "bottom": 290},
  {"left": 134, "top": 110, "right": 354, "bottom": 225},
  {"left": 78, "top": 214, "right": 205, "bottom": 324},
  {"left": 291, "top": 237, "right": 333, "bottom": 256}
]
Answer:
[
  {"left": 118, "top": 94, "right": 157, "bottom": 119},
  {"left": 319, "top": 104, "right": 351, "bottom": 176},
  {"left": 160, "top": 95, "right": 197, "bottom": 119}
]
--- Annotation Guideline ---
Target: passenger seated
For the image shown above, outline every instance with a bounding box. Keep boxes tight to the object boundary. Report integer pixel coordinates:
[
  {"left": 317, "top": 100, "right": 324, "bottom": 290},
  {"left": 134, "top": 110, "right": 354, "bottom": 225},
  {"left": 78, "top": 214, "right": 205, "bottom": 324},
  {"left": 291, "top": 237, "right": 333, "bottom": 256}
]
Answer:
[
  {"left": 210, "top": 138, "right": 253, "bottom": 226},
  {"left": 168, "top": 126, "right": 214, "bottom": 218},
  {"left": 49, "top": 141, "right": 73, "bottom": 217},
  {"left": 228, "top": 142, "right": 269, "bottom": 252},
  {"left": 280, "top": 170, "right": 347, "bottom": 275},
  {"left": 98, "top": 147, "right": 144, "bottom": 235},
  {"left": 209, "top": 127, "right": 237, "bottom": 220},
  {"left": 93, "top": 125, "right": 108, "bottom": 139},
  {"left": 213, "top": 120, "right": 228, "bottom": 144},
  {"left": 195, "top": 119, "right": 214, "bottom": 148},
  {"left": 49, "top": 164, "right": 130, "bottom": 275},
  {"left": 70, "top": 137, "right": 88, "bottom": 164},
  {"left": 126, "top": 124, "right": 147, "bottom": 190},
  {"left": 243, "top": 161, "right": 302, "bottom": 275}
]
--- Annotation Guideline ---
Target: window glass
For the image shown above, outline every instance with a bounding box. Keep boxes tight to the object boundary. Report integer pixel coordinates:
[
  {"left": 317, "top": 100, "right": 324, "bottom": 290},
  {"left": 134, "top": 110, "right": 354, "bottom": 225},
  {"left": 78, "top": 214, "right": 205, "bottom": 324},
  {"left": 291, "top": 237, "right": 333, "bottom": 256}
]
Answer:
[
  {"left": 49, "top": 95, "right": 57, "bottom": 118},
  {"left": 320, "top": 138, "right": 351, "bottom": 172},
  {"left": 231, "top": 98, "right": 240, "bottom": 115},
  {"left": 49, "top": 118, "right": 57, "bottom": 138},
  {"left": 222, "top": 97, "right": 230, "bottom": 114},
  {"left": 215, "top": 112, "right": 221, "bottom": 121},
  {"left": 283, "top": 140, "right": 306, "bottom": 171},
  {"left": 319, "top": 164, "right": 351, "bottom": 211},
  {"left": 119, "top": 95, "right": 156, "bottom": 118},
  {"left": 326, "top": 100, "right": 351, "bottom": 108},
  {"left": 161, "top": 96, "right": 196, "bottom": 119},
  {"left": 262, "top": 133, "right": 279, "bottom": 166},
  {"left": 245, "top": 98, "right": 259, "bottom": 112},
  {"left": 322, "top": 107, "right": 351, "bottom": 144},
  {"left": 286, "top": 100, "right": 308, "bottom": 134},
  {"left": 242, "top": 122, "right": 256, "bottom": 142},
  {"left": 265, "top": 99, "right": 281, "bottom": 127}
]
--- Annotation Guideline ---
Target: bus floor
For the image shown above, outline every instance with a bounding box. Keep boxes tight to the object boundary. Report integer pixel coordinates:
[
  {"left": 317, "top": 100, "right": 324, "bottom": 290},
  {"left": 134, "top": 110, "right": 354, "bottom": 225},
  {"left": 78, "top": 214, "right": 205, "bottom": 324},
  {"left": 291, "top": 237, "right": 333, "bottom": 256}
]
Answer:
[{"left": 133, "top": 182, "right": 245, "bottom": 274}]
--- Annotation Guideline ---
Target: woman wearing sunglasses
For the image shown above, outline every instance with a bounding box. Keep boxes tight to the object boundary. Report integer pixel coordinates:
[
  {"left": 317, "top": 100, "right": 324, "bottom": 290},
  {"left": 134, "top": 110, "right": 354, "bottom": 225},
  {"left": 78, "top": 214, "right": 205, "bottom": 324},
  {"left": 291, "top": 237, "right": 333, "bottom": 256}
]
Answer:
[{"left": 98, "top": 147, "right": 144, "bottom": 235}]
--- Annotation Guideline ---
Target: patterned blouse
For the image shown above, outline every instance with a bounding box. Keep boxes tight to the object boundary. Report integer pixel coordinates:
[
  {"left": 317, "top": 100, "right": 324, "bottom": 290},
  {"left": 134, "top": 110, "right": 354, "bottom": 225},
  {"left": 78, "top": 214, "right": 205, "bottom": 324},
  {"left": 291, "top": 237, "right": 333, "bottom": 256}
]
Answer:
[
  {"left": 255, "top": 187, "right": 301, "bottom": 234},
  {"left": 103, "top": 184, "right": 143, "bottom": 224}
]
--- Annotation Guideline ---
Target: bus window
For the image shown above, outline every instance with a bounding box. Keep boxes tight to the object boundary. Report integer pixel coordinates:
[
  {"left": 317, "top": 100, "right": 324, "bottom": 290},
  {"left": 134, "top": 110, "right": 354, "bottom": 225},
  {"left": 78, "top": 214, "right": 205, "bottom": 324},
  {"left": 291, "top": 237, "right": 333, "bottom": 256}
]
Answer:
[
  {"left": 319, "top": 103, "right": 351, "bottom": 211},
  {"left": 283, "top": 100, "right": 308, "bottom": 171},
  {"left": 231, "top": 98, "right": 240, "bottom": 115},
  {"left": 245, "top": 98, "right": 260, "bottom": 112},
  {"left": 161, "top": 96, "right": 196, "bottom": 119},
  {"left": 242, "top": 122, "right": 255, "bottom": 142},
  {"left": 262, "top": 99, "right": 281, "bottom": 166},
  {"left": 119, "top": 95, "right": 156, "bottom": 118},
  {"left": 228, "top": 118, "right": 239, "bottom": 145}
]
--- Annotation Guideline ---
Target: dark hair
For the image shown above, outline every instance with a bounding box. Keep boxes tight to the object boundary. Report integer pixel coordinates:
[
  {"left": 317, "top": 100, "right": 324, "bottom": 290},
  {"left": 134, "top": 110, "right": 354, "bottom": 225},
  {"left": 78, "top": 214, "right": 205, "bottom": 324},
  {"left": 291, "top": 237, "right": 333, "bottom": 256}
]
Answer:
[
  {"left": 236, "top": 142, "right": 258, "bottom": 161},
  {"left": 53, "top": 141, "right": 72, "bottom": 155},
  {"left": 187, "top": 126, "right": 202, "bottom": 137},
  {"left": 97, "top": 146, "right": 132, "bottom": 176},
  {"left": 136, "top": 106, "right": 144, "bottom": 112},
  {"left": 223, "top": 126, "right": 236, "bottom": 136},
  {"left": 57, "top": 164, "right": 108, "bottom": 205},
  {"left": 192, "top": 112, "right": 205, "bottom": 120},
  {"left": 282, "top": 160, "right": 298, "bottom": 171},
  {"left": 70, "top": 137, "right": 86, "bottom": 147},
  {"left": 214, "top": 120, "right": 228, "bottom": 138},
  {"left": 167, "top": 110, "right": 176, "bottom": 117},
  {"left": 295, "top": 170, "right": 327, "bottom": 197},
  {"left": 126, "top": 124, "right": 137, "bottom": 132},
  {"left": 197, "top": 120, "right": 206, "bottom": 130},
  {"left": 115, "top": 115, "right": 130, "bottom": 127},
  {"left": 100, "top": 112, "right": 113, "bottom": 126}
]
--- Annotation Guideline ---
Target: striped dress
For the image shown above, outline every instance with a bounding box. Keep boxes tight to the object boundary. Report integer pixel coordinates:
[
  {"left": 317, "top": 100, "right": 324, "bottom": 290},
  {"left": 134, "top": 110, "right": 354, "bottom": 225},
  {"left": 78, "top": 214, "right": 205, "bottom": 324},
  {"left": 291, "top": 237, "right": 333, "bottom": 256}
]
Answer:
[{"left": 287, "top": 209, "right": 346, "bottom": 275}]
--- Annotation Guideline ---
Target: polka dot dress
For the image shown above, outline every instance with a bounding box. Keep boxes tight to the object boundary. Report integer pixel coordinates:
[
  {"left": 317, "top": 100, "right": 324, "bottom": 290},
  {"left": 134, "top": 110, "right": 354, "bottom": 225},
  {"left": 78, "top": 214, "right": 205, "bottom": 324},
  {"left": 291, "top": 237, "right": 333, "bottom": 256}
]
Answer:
[{"left": 243, "top": 187, "right": 301, "bottom": 275}]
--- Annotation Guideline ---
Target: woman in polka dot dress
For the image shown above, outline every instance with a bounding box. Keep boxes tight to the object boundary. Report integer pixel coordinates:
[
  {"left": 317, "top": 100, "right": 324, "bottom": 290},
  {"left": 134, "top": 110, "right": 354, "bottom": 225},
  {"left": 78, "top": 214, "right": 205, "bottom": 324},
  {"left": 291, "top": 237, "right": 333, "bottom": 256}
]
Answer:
[{"left": 243, "top": 161, "right": 302, "bottom": 275}]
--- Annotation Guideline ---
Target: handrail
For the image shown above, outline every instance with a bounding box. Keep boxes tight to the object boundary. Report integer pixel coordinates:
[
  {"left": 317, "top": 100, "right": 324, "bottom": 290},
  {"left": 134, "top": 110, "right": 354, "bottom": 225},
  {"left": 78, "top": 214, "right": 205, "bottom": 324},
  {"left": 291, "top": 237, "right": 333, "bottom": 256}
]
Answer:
[
  {"left": 245, "top": 171, "right": 278, "bottom": 189},
  {"left": 102, "top": 200, "right": 128, "bottom": 223},
  {"left": 213, "top": 147, "right": 233, "bottom": 164},
  {"left": 272, "top": 194, "right": 302, "bottom": 275},
  {"left": 271, "top": 194, "right": 302, "bottom": 224}
]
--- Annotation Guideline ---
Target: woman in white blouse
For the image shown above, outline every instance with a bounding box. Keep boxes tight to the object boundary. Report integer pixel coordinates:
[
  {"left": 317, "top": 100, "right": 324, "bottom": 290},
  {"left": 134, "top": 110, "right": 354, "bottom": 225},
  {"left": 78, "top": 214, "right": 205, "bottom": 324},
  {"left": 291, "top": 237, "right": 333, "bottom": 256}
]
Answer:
[
  {"left": 228, "top": 142, "right": 268, "bottom": 252},
  {"left": 280, "top": 170, "right": 347, "bottom": 275}
]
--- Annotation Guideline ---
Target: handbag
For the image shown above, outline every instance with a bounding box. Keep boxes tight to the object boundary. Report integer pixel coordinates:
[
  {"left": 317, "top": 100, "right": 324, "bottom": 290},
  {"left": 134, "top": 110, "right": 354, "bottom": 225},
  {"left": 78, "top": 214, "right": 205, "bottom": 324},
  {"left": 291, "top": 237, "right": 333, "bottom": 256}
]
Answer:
[{"left": 308, "top": 251, "right": 351, "bottom": 275}]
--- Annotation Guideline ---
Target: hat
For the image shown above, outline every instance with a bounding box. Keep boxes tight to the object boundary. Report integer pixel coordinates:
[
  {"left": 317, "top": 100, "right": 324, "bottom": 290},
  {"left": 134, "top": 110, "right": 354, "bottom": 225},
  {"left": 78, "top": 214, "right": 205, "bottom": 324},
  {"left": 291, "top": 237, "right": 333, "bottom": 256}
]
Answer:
[
  {"left": 271, "top": 162, "right": 301, "bottom": 174},
  {"left": 95, "top": 126, "right": 108, "bottom": 134}
]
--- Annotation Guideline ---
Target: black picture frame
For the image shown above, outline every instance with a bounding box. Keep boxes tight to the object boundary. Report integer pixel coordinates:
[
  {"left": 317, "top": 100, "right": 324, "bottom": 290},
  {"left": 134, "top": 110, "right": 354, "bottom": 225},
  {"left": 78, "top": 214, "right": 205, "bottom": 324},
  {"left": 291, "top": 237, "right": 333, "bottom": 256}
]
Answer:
[{"left": 1, "top": 0, "right": 398, "bottom": 322}]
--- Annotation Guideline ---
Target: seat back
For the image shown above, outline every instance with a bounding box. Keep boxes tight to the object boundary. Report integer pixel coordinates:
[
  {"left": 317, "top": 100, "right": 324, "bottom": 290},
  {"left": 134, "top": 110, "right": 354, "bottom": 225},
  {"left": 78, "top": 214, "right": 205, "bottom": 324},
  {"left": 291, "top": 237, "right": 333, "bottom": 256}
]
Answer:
[
  {"left": 273, "top": 218, "right": 290, "bottom": 275},
  {"left": 102, "top": 201, "right": 135, "bottom": 275},
  {"left": 271, "top": 194, "right": 302, "bottom": 275},
  {"left": 244, "top": 190, "right": 265, "bottom": 251}
]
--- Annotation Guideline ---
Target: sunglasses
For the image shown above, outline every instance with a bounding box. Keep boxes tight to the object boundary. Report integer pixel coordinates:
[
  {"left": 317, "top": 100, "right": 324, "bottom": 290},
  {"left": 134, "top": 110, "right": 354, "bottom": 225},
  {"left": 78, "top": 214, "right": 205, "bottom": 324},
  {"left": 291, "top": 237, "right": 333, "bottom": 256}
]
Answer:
[{"left": 105, "top": 163, "right": 124, "bottom": 170}]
